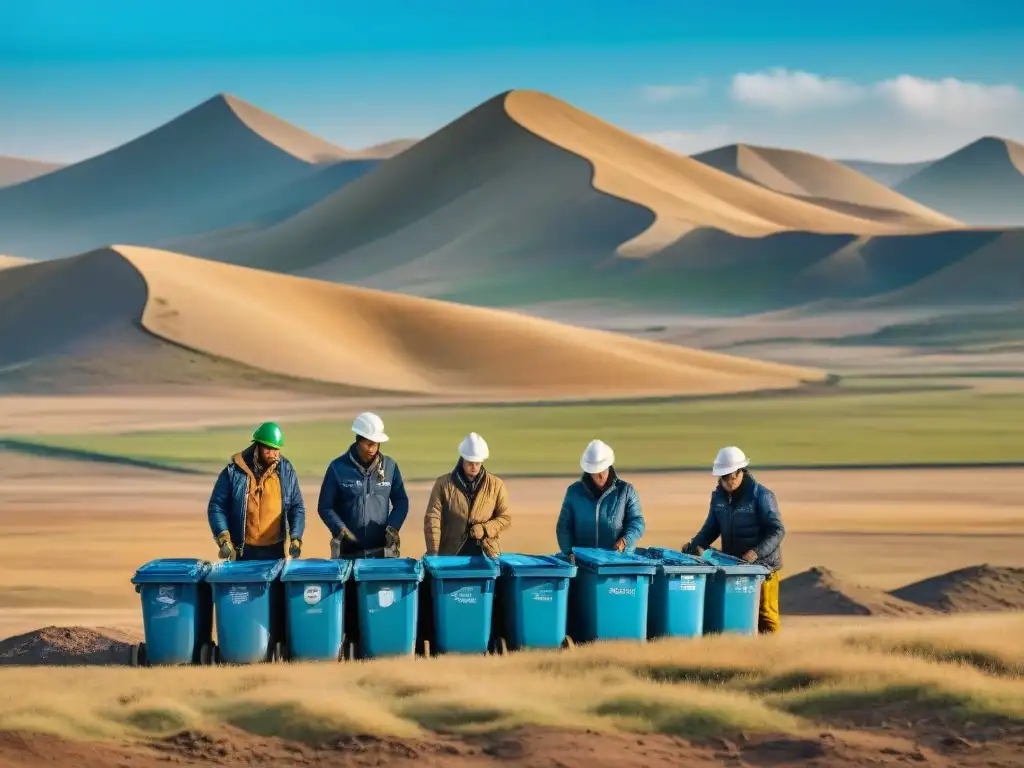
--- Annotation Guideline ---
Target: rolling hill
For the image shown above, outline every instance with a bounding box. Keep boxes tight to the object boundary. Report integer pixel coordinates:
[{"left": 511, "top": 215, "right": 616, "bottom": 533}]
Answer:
[
  {"left": 0, "top": 94, "right": 354, "bottom": 259},
  {"left": 692, "top": 144, "right": 956, "bottom": 226},
  {"left": 0, "top": 156, "right": 65, "bottom": 188},
  {"left": 0, "top": 255, "right": 29, "bottom": 270},
  {"left": 894, "top": 137, "right": 1024, "bottom": 225},
  {"left": 187, "top": 89, "right": 962, "bottom": 301},
  {"left": 0, "top": 245, "right": 825, "bottom": 397}
]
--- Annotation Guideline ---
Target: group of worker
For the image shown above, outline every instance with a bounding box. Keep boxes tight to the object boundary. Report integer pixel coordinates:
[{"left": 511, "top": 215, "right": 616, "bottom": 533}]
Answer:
[{"left": 206, "top": 412, "right": 785, "bottom": 634}]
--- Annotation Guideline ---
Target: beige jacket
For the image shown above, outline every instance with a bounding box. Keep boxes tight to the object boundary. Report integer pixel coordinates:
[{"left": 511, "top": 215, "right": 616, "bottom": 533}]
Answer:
[{"left": 424, "top": 470, "right": 512, "bottom": 556}]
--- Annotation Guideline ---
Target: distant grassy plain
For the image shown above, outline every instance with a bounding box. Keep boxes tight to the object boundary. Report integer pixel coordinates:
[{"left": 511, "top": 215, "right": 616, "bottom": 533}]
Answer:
[{"left": 13, "top": 387, "right": 1024, "bottom": 479}]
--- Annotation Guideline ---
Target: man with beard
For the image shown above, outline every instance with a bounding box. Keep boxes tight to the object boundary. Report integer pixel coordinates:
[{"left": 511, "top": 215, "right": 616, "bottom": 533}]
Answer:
[
  {"left": 555, "top": 439, "right": 645, "bottom": 556},
  {"left": 207, "top": 422, "right": 305, "bottom": 561},
  {"left": 423, "top": 432, "right": 512, "bottom": 557},
  {"left": 682, "top": 446, "right": 786, "bottom": 634},
  {"left": 317, "top": 412, "right": 409, "bottom": 559}
]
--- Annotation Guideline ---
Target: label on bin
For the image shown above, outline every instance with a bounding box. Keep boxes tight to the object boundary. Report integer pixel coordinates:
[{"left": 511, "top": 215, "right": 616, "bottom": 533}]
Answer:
[
  {"left": 671, "top": 576, "right": 697, "bottom": 592},
  {"left": 154, "top": 585, "right": 180, "bottom": 617},
  {"left": 303, "top": 585, "right": 322, "bottom": 605},
  {"left": 531, "top": 586, "right": 554, "bottom": 603},
  {"left": 229, "top": 585, "right": 250, "bottom": 605},
  {"left": 452, "top": 586, "right": 478, "bottom": 605},
  {"left": 727, "top": 577, "right": 756, "bottom": 594},
  {"left": 377, "top": 587, "right": 395, "bottom": 608},
  {"left": 608, "top": 576, "right": 636, "bottom": 596}
]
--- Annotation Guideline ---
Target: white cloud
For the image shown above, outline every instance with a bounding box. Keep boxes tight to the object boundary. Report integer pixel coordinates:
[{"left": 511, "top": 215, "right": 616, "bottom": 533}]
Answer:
[
  {"left": 639, "top": 80, "right": 707, "bottom": 104},
  {"left": 731, "top": 68, "right": 866, "bottom": 111},
  {"left": 876, "top": 75, "right": 1024, "bottom": 124}
]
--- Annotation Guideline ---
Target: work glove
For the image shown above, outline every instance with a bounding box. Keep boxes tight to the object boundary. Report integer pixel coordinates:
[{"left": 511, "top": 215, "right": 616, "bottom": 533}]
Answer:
[
  {"left": 469, "top": 523, "right": 485, "bottom": 540},
  {"left": 741, "top": 550, "right": 758, "bottom": 563},
  {"left": 288, "top": 538, "right": 302, "bottom": 558},
  {"left": 681, "top": 541, "right": 704, "bottom": 556},
  {"left": 566, "top": 552, "right": 576, "bottom": 565},
  {"left": 614, "top": 538, "right": 626, "bottom": 553},
  {"left": 216, "top": 531, "right": 236, "bottom": 561},
  {"left": 384, "top": 526, "right": 401, "bottom": 558},
  {"left": 330, "top": 529, "right": 358, "bottom": 559},
  {"left": 481, "top": 537, "right": 500, "bottom": 559}
]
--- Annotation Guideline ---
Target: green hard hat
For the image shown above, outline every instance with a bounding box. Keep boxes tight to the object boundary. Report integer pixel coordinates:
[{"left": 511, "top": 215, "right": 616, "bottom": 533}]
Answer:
[{"left": 252, "top": 421, "right": 284, "bottom": 449}]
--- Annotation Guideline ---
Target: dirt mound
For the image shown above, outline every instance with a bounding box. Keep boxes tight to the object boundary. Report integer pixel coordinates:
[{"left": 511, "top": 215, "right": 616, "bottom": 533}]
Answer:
[
  {"left": 0, "top": 625, "right": 139, "bottom": 666},
  {"left": 890, "top": 564, "right": 1024, "bottom": 613},
  {"left": 781, "top": 567, "right": 935, "bottom": 617}
]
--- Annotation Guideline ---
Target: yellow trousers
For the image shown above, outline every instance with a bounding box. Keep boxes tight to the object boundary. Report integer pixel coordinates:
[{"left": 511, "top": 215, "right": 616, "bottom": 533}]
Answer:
[{"left": 758, "top": 569, "right": 782, "bottom": 634}]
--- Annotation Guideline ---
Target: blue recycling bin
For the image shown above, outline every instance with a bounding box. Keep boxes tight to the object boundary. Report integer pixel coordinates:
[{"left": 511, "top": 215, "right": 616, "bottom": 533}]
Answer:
[
  {"left": 280, "top": 558, "right": 353, "bottom": 662},
  {"left": 496, "top": 554, "right": 577, "bottom": 651},
  {"left": 636, "top": 547, "right": 716, "bottom": 639},
  {"left": 564, "top": 548, "right": 657, "bottom": 643},
  {"left": 130, "top": 558, "right": 214, "bottom": 666},
  {"left": 206, "top": 559, "right": 285, "bottom": 664},
  {"left": 700, "top": 549, "right": 770, "bottom": 635},
  {"left": 351, "top": 558, "right": 424, "bottom": 659},
  {"left": 421, "top": 555, "right": 500, "bottom": 655}
]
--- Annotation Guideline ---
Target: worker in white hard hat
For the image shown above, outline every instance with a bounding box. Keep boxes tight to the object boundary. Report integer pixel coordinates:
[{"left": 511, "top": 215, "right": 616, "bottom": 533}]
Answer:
[
  {"left": 423, "top": 432, "right": 512, "bottom": 557},
  {"left": 555, "top": 439, "right": 645, "bottom": 556},
  {"left": 682, "top": 446, "right": 786, "bottom": 634},
  {"left": 317, "top": 412, "right": 409, "bottom": 560}
]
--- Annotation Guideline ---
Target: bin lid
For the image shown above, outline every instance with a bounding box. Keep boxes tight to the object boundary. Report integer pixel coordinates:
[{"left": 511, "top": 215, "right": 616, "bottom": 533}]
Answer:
[
  {"left": 421, "top": 555, "right": 500, "bottom": 580},
  {"left": 498, "top": 553, "right": 577, "bottom": 579},
  {"left": 353, "top": 557, "right": 425, "bottom": 583},
  {"left": 570, "top": 547, "right": 658, "bottom": 575},
  {"left": 635, "top": 547, "right": 716, "bottom": 575},
  {"left": 700, "top": 548, "right": 771, "bottom": 576},
  {"left": 205, "top": 558, "right": 285, "bottom": 584},
  {"left": 131, "top": 557, "right": 212, "bottom": 585},
  {"left": 280, "top": 558, "right": 353, "bottom": 583}
]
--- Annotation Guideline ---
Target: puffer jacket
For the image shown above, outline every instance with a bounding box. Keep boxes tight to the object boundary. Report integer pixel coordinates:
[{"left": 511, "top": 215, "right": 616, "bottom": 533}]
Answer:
[
  {"left": 207, "top": 447, "right": 305, "bottom": 557},
  {"left": 424, "top": 465, "right": 512, "bottom": 556},
  {"left": 556, "top": 470, "right": 645, "bottom": 553},
  {"left": 317, "top": 444, "right": 409, "bottom": 555},
  {"left": 687, "top": 471, "right": 785, "bottom": 571}
]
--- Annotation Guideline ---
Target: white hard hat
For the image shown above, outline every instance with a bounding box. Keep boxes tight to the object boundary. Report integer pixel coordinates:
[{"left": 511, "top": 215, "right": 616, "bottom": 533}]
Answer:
[
  {"left": 351, "top": 412, "right": 389, "bottom": 443},
  {"left": 712, "top": 446, "right": 748, "bottom": 476},
  {"left": 458, "top": 432, "right": 489, "bottom": 462},
  {"left": 580, "top": 439, "right": 615, "bottom": 474}
]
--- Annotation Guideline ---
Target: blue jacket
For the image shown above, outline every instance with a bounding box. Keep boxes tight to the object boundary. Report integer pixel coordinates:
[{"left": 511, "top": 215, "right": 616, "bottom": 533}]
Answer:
[
  {"left": 556, "top": 472, "right": 645, "bottom": 553},
  {"left": 206, "top": 450, "right": 306, "bottom": 553},
  {"left": 317, "top": 444, "right": 409, "bottom": 554},
  {"left": 689, "top": 472, "right": 785, "bottom": 571}
]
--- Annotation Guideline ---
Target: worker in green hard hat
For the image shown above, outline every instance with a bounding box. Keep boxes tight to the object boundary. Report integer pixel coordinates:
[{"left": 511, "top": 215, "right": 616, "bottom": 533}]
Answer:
[{"left": 207, "top": 422, "right": 306, "bottom": 561}]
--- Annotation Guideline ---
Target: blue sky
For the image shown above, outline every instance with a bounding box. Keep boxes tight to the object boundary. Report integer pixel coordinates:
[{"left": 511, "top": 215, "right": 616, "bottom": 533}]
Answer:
[{"left": 2, "top": 0, "right": 1023, "bottom": 162}]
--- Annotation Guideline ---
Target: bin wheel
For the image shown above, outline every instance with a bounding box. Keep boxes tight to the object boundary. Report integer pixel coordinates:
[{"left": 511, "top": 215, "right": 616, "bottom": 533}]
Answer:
[
  {"left": 198, "top": 642, "right": 214, "bottom": 666},
  {"left": 561, "top": 636, "right": 575, "bottom": 651},
  {"left": 130, "top": 642, "right": 147, "bottom": 668}
]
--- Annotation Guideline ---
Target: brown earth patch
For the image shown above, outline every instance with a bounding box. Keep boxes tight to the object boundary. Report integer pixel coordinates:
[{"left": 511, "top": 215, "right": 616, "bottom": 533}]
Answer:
[{"left": 0, "top": 625, "right": 140, "bottom": 666}]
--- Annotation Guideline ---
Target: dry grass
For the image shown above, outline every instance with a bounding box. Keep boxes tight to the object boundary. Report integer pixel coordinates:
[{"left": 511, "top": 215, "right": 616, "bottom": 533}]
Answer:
[{"left": 1, "top": 614, "right": 1022, "bottom": 746}]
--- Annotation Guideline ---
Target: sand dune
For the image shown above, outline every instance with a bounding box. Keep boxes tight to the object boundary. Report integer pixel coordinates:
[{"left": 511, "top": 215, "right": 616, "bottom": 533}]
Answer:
[
  {"left": 353, "top": 138, "right": 418, "bottom": 158},
  {"left": 692, "top": 144, "right": 956, "bottom": 227},
  {"left": 837, "top": 158, "right": 933, "bottom": 188},
  {"left": 895, "top": 137, "right": 1024, "bottom": 225},
  {"left": 0, "top": 245, "right": 824, "bottom": 397},
  {"left": 191, "top": 90, "right": 958, "bottom": 289},
  {"left": 890, "top": 565, "right": 1024, "bottom": 613},
  {"left": 780, "top": 567, "right": 934, "bottom": 617},
  {"left": 0, "top": 94, "right": 351, "bottom": 259},
  {"left": 0, "top": 156, "right": 64, "bottom": 188}
]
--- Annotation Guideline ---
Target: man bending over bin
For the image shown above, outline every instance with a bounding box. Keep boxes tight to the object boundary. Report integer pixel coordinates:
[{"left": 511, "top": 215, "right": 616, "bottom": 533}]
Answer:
[
  {"left": 424, "top": 432, "right": 512, "bottom": 557},
  {"left": 318, "top": 412, "right": 409, "bottom": 559},
  {"left": 682, "top": 446, "right": 785, "bottom": 634},
  {"left": 556, "top": 439, "right": 645, "bottom": 558},
  {"left": 207, "top": 422, "right": 306, "bottom": 561}
]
